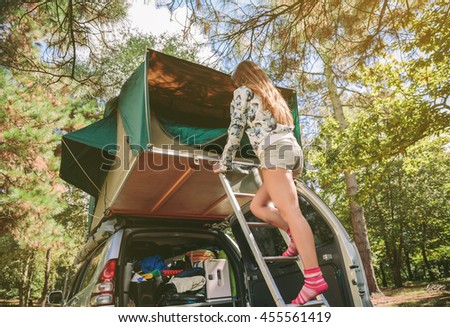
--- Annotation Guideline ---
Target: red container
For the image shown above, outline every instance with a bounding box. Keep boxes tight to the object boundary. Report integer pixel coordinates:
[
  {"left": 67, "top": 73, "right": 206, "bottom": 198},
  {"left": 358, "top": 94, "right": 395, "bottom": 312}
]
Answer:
[{"left": 162, "top": 269, "right": 183, "bottom": 277}]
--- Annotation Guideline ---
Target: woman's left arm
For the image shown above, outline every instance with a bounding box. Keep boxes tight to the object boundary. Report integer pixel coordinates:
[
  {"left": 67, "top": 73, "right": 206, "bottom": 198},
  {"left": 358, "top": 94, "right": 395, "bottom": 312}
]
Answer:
[{"left": 215, "top": 87, "right": 249, "bottom": 173}]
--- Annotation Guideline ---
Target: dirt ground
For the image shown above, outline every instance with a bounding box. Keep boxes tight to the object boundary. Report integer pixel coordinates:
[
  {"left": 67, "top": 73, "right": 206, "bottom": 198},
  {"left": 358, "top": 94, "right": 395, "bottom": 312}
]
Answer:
[
  {"left": 2, "top": 283, "right": 449, "bottom": 307},
  {"left": 370, "top": 285, "right": 449, "bottom": 307},
  {"left": 2, "top": 292, "right": 449, "bottom": 307}
]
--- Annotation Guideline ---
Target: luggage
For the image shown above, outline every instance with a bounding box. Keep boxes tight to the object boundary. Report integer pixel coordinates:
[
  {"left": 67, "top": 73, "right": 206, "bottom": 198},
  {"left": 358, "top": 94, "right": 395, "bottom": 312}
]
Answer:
[
  {"left": 186, "top": 249, "right": 216, "bottom": 266},
  {"left": 127, "top": 249, "right": 232, "bottom": 306},
  {"left": 157, "top": 283, "right": 206, "bottom": 306},
  {"left": 129, "top": 279, "right": 159, "bottom": 307},
  {"left": 198, "top": 259, "right": 232, "bottom": 300}
]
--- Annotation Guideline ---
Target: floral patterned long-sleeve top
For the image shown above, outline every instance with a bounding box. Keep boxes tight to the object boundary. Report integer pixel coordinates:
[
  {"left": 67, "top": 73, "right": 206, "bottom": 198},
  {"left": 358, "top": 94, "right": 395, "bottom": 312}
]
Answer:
[{"left": 218, "top": 86, "right": 294, "bottom": 171}]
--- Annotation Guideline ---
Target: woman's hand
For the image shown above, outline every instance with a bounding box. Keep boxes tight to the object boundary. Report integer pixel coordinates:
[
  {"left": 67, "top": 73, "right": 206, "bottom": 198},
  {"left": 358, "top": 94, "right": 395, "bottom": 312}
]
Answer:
[{"left": 213, "top": 163, "right": 227, "bottom": 174}]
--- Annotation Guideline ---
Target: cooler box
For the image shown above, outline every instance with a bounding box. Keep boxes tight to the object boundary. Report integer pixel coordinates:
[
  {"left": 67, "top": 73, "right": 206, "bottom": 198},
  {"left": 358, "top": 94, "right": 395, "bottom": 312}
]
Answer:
[{"left": 201, "top": 259, "right": 232, "bottom": 300}]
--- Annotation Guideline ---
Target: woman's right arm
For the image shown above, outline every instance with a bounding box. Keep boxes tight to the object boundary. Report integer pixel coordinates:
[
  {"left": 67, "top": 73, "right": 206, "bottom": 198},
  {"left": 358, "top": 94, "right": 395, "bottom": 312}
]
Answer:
[{"left": 216, "top": 87, "right": 250, "bottom": 172}]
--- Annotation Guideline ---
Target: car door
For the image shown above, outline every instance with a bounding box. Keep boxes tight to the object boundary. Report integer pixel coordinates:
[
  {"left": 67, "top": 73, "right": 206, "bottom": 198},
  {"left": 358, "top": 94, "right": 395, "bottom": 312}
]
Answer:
[
  {"left": 65, "top": 242, "right": 109, "bottom": 306},
  {"left": 230, "top": 183, "right": 371, "bottom": 307}
]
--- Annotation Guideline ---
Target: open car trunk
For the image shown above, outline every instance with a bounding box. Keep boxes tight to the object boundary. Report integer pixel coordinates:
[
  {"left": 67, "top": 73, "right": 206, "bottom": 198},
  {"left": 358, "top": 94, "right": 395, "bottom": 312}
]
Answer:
[{"left": 117, "top": 224, "right": 246, "bottom": 307}]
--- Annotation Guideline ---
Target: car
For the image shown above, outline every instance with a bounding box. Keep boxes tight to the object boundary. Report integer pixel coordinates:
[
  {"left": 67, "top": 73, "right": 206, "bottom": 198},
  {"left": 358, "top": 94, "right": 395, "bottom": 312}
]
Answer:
[{"left": 50, "top": 50, "right": 373, "bottom": 307}]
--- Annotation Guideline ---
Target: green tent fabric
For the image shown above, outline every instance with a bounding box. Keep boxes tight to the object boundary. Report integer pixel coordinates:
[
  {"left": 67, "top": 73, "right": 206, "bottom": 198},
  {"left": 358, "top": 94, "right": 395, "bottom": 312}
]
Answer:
[
  {"left": 118, "top": 55, "right": 151, "bottom": 152},
  {"left": 59, "top": 53, "right": 150, "bottom": 197},
  {"left": 159, "top": 117, "right": 228, "bottom": 146},
  {"left": 60, "top": 113, "right": 117, "bottom": 196}
]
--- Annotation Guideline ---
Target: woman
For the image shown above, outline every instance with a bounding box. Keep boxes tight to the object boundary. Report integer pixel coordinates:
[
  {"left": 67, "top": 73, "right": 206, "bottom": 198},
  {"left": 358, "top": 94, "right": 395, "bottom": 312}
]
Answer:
[{"left": 213, "top": 61, "right": 328, "bottom": 305}]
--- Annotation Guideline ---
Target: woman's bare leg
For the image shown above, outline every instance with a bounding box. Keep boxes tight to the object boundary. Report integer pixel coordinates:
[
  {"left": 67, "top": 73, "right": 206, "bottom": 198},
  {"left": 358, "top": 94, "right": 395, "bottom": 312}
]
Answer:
[
  {"left": 260, "top": 168, "right": 318, "bottom": 269},
  {"left": 260, "top": 168, "right": 328, "bottom": 304},
  {"left": 250, "top": 183, "right": 289, "bottom": 231}
]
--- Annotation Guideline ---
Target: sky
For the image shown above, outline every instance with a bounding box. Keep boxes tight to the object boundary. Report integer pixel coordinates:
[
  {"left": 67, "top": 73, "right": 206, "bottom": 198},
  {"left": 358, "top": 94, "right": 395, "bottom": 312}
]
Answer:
[
  {"left": 125, "top": 1, "right": 217, "bottom": 63},
  {"left": 126, "top": 1, "right": 187, "bottom": 36}
]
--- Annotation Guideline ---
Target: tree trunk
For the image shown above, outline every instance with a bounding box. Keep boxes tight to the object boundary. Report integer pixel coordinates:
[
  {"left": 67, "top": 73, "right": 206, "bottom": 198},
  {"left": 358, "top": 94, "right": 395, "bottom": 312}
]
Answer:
[
  {"left": 18, "top": 275, "right": 24, "bottom": 306},
  {"left": 372, "top": 193, "right": 388, "bottom": 289},
  {"left": 323, "top": 56, "right": 381, "bottom": 294},
  {"left": 405, "top": 250, "right": 414, "bottom": 281},
  {"left": 420, "top": 227, "right": 435, "bottom": 281},
  {"left": 39, "top": 248, "right": 52, "bottom": 307},
  {"left": 345, "top": 173, "right": 380, "bottom": 293},
  {"left": 391, "top": 247, "right": 403, "bottom": 288},
  {"left": 18, "top": 273, "right": 24, "bottom": 306},
  {"left": 388, "top": 175, "right": 403, "bottom": 288},
  {"left": 413, "top": 264, "right": 418, "bottom": 280},
  {"left": 63, "top": 266, "right": 70, "bottom": 298},
  {"left": 379, "top": 264, "right": 388, "bottom": 288},
  {"left": 25, "top": 270, "right": 34, "bottom": 307},
  {"left": 20, "top": 253, "right": 33, "bottom": 307}
]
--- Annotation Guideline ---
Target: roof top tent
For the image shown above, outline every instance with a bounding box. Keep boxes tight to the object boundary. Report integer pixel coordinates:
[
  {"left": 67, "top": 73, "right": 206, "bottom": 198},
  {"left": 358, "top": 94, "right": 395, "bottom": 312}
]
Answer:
[{"left": 60, "top": 49, "right": 301, "bottom": 234}]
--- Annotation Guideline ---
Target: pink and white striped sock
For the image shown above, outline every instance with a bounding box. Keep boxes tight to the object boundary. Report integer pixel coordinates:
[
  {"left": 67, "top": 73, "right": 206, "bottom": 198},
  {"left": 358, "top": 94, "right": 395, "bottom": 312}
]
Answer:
[
  {"left": 282, "top": 229, "right": 298, "bottom": 257},
  {"left": 291, "top": 267, "right": 328, "bottom": 305}
]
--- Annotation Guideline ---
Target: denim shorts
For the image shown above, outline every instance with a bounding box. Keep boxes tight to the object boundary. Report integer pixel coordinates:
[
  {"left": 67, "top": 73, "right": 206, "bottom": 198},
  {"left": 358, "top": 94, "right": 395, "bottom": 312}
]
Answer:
[{"left": 259, "top": 137, "right": 303, "bottom": 177}]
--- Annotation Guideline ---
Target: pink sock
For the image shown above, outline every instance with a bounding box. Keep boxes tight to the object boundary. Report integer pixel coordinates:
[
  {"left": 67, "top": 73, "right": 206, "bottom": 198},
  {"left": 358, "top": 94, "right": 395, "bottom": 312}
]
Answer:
[
  {"left": 291, "top": 267, "right": 328, "bottom": 305},
  {"left": 282, "top": 229, "right": 298, "bottom": 257}
]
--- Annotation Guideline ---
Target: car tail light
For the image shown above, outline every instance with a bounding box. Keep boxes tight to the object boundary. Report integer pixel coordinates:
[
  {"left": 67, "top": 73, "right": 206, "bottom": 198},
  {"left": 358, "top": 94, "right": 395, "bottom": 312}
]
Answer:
[{"left": 90, "top": 259, "right": 117, "bottom": 306}]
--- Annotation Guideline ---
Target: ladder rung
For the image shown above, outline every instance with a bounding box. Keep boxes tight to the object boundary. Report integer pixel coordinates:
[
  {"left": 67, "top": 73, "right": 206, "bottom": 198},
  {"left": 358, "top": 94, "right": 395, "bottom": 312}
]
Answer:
[
  {"left": 263, "top": 256, "right": 298, "bottom": 263},
  {"left": 218, "top": 172, "right": 287, "bottom": 306},
  {"left": 233, "top": 192, "right": 255, "bottom": 198},
  {"left": 287, "top": 300, "right": 324, "bottom": 307},
  {"left": 247, "top": 222, "right": 275, "bottom": 228}
]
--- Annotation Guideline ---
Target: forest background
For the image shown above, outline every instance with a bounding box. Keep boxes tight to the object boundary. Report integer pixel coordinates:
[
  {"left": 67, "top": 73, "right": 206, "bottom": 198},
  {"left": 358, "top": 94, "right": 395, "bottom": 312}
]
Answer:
[{"left": 0, "top": 0, "right": 448, "bottom": 307}]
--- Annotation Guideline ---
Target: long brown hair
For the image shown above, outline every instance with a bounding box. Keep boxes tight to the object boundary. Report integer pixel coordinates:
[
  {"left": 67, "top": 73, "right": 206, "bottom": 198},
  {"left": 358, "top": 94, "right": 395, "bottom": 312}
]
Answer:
[{"left": 231, "top": 61, "right": 294, "bottom": 126}]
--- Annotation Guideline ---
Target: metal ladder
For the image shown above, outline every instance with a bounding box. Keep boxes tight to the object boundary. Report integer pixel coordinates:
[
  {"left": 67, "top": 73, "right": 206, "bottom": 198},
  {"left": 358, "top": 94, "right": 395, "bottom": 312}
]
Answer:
[{"left": 218, "top": 168, "right": 329, "bottom": 307}]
